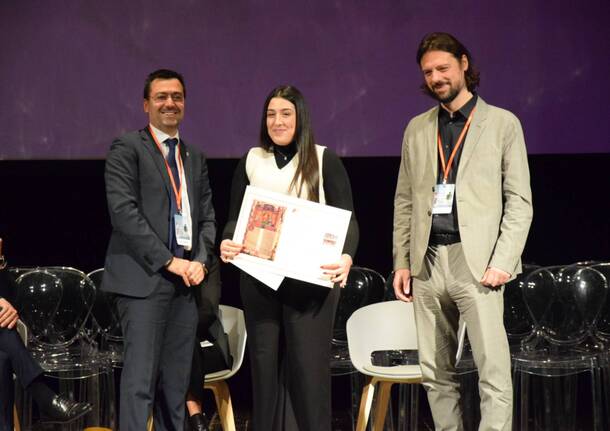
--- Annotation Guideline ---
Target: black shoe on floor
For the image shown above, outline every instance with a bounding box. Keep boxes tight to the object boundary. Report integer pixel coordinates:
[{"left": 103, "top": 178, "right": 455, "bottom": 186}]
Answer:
[
  {"left": 40, "top": 395, "right": 93, "bottom": 424},
  {"left": 188, "top": 412, "right": 210, "bottom": 431}
]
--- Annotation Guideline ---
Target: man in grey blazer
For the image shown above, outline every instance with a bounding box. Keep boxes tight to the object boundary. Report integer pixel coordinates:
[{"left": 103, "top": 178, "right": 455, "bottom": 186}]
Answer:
[
  {"left": 102, "top": 69, "right": 215, "bottom": 430},
  {"left": 393, "top": 33, "right": 533, "bottom": 431}
]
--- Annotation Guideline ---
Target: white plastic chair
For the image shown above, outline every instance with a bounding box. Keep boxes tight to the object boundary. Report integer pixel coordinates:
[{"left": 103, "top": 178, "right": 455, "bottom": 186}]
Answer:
[
  {"left": 347, "top": 300, "right": 422, "bottom": 431},
  {"left": 203, "top": 305, "right": 247, "bottom": 431}
]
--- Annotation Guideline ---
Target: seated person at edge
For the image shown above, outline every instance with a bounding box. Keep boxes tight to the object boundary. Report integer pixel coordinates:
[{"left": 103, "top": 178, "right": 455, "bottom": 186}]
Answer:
[
  {"left": 0, "top": 249, "right": 92, "bottom": 429},
  {"left": 220, "top": 85, "right": 359, "bottom": 431}
]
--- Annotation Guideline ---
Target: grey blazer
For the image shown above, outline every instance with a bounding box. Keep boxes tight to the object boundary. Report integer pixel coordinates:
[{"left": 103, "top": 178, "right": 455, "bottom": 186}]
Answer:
[
  {"left": 393, "top": 97, "right": 533, "bottom": 281},
  {"left": 102, "top": 128, "right": 216, "bottom": 297}
]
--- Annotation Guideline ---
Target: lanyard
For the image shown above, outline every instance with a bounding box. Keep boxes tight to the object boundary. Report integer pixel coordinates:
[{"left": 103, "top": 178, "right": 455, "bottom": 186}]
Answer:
[
  {"left": 149, "top": 126, "right": 184, "bottom": 213},
  {"left": 437, "top": 107, "right": 476, "bottom": 184}
]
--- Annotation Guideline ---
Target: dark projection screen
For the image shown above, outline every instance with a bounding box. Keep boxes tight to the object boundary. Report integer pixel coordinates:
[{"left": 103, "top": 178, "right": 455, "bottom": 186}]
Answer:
[{"left": 1, "top": 0, "right": 608, "bottom": 159}]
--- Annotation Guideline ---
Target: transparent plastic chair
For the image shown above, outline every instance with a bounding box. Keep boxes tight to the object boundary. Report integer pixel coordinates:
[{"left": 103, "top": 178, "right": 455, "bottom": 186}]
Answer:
[
  {"left": 513, "top": 264, "right": 608, "bottom": 431},
  {"left": 504, "top": 264, "right": 539, "bottom": 344},
  {"left": 86, "top": 268, "right": 123, "bottom": 367},
  {"left": 14, "top": 267, "right": 114, "bottom": 431}
]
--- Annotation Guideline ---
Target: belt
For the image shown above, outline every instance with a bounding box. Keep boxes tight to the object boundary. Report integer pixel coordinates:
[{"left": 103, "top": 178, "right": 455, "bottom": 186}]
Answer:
[{"left": 429, "top": 232, "right": 461, "bottom": 246}]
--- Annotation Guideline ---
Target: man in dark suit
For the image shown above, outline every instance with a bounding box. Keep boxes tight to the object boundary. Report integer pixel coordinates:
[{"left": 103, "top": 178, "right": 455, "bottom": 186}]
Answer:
[{"left": 102, "top": 69, "right": 216, "bottom": 430}]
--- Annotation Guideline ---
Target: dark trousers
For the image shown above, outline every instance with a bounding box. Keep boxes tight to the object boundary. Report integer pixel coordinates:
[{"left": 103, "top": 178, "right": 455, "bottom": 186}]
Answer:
[
  {"left": 240, "top": 274, "right": 340, "bottom": 431},
  {"left": 116, "top": 278, "right": 197, "bottom": 431},
  {"left": 0, "top": 328, "right": 44, "bottom": 431}
]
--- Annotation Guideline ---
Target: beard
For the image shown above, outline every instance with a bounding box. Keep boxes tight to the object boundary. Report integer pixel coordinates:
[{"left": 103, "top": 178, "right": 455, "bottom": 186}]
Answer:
[{"left": 430, "top": 82, "right": 460, "bottom": 104}]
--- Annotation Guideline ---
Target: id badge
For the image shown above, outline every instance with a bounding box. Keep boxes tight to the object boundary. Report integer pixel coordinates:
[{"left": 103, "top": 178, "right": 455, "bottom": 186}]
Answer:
[
  {"left": 174, "top": 213, "right": 192, "bottom": 247},
  {"left": 432, "top": 183, "right": 455, "bottom": 214}
]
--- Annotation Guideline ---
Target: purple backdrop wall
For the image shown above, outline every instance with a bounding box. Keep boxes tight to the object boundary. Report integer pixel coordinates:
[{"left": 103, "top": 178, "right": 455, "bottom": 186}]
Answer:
[{"left": 1, "top": 0, "right": 608, "bottom": 159}]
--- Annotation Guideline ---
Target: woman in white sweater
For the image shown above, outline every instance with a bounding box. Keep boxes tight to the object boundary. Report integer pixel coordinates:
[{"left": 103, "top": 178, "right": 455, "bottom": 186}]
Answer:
[{"left": 220, "top": 85, "right": 358, "bottom": 431}]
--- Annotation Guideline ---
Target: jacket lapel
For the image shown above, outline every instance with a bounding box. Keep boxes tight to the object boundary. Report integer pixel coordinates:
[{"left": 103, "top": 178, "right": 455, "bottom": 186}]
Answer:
[
  {"left": 179, "top": 139, "right": 196, "bottom": 221},
  {"left": 426, "top": 106, "right": 439, "bottom": 180},
  {"left": 457, "top": 98, "right": 488, "bottom": 178},
  {"left": 140, "top": 128, "right": 172, "bottom": 195}
]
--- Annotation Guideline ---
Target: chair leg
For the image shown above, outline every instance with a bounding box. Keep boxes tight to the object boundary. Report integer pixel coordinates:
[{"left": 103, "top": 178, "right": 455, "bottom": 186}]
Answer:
[
  {"left": 205, "top": 381, "right": 236, "bottom": 431},
  {"left": 356, "top": 376, "right": 377, "bottom": 431},
  {"left": 591, "top": 366, "right": 603, "bottom": 431},
  {"left": 372, "top": 381, "right": 393, "bottom": 431},
  {"left": 13, "top": 406, "right": 21, "bottom": 431},
  {"left": 147, "top": 415, "right": 154, "bottom": 431}
]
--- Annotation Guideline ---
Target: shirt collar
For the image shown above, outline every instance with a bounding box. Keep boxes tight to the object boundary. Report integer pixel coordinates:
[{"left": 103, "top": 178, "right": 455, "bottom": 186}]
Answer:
[
  {"left": 149, "top": 124, "right": 180, "bottom": 145},
  {"left": 272, "top": 141, "right": 297, "bottom": 158},
  {"left": 439, "top": 93, "right": 478, "bottom": 122}
]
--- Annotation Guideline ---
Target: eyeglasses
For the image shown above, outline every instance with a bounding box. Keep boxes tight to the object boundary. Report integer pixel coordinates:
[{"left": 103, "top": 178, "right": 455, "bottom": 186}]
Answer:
[{"left": 151, "top": 92, "right": 185, "bottom": 103}]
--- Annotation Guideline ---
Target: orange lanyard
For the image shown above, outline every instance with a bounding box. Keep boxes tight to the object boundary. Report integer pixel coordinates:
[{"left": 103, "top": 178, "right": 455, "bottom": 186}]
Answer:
[
  {"left": 149, "top": 126, "right": 184, "bottom": 213},
  {"left": 437, "top": 107, "right": 476, "bottom": 184}
]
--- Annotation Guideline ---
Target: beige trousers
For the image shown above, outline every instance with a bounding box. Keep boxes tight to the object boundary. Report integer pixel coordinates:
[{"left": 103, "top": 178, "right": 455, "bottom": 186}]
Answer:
[{"left": 413, "top": 243, "right": 512, "bottom": 431}]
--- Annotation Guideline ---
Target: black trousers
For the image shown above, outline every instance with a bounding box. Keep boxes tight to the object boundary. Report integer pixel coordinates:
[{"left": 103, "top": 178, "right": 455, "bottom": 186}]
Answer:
[
  {"left": 116, "top": 277, "right": 197, "bottom": 431},
  {"left": 240, "top": 273, "right": 340, "bottom": 431},
  {"left": 0, "top": 328, "right": 44, "bottom": 431}
]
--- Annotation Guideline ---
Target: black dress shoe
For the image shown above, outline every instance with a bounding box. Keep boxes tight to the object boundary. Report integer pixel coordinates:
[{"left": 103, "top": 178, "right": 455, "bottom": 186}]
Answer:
[
  {"left": 188, "top": 412, "right": 210, "bottom": 431},
  {"left": 40, "top": 394, "right": 93, "bottom": 424}
]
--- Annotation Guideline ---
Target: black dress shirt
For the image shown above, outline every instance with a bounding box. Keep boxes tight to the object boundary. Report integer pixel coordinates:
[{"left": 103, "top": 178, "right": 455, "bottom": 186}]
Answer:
[{"left": 431, "top": 94, "right": 478, "bottom": 238}]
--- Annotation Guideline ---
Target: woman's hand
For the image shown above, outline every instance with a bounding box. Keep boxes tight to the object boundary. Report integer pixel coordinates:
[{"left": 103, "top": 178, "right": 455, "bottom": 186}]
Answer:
[
  {"left": 220, "top": 239, "right": 244, "bottom": 263},
  {"left": 321, "top": 254, "right": 353, "bottom": 287}
]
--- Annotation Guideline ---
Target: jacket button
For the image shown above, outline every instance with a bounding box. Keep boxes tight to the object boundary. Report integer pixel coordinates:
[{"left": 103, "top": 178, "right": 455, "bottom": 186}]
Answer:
[{"left": 427, "top": 210, "right": 432, "bottom": 216}]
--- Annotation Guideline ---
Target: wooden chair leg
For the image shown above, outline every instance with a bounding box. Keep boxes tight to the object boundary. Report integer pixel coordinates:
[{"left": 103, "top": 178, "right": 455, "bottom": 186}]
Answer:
[
  {"left": 13, "top": 406, "right": 21, "bottom": 431},
  {"left": 356, "top": 376, "right": 377, "bottom": 431},
  {"left": 205, "top": 381, "right": 236, "bottom": 431},
  {"left": 147, "top": 414, "right": 154, "bottom": 431},
  {"left": 372, "top": 381, "right": 393, "bottom": 431}
]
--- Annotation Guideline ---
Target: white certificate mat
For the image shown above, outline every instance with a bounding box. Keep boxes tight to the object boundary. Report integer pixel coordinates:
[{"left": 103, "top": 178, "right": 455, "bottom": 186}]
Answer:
[{"left": 232, "top": 185, "right": 351, "bottom": 288}]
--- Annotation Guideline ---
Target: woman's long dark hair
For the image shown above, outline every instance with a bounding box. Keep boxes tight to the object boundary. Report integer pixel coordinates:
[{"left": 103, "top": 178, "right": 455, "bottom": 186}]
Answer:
[{"left": 259, "top": 85, "right": 320, "bottom": 202}]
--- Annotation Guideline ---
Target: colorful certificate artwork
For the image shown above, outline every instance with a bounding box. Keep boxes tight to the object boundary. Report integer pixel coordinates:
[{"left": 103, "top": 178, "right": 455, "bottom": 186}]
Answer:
[{"left": 242, "top": 201, "right": 286, "bottom": 261}]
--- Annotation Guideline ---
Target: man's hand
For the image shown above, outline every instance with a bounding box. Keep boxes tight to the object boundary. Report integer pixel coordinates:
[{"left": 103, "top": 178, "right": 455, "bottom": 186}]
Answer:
[
  {"left": 393, "top": 269, "right": 413, "bottom": 302},
  {"left": 186, "top": 261, "right": 206, "bottom": 286},
  {"left": 480, "top": 267, "right": 510, "bottom": 288},
  {"left": 166, "top": 258, "right": 206, "bottom": 286},
  {"left": 0, "top": 297, "right": 19, "bottom": 329},
  {"left": 220, "top": 239, "right": 243, "bottom": 263},
  {"left": 321, "top": 254, "right": 353, "bottom": 287},
  {"left": 166, "top": 257, "right": 191, "bottom": 286}
]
